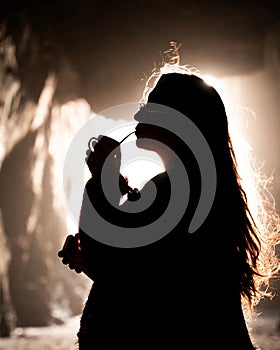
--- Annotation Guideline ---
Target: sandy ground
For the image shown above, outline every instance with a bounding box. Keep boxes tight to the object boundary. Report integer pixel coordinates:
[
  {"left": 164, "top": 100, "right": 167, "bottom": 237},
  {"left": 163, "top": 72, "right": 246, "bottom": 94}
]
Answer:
[
  {"left": 0, "top": 317, "right": 79, "bottom": 350},
  {"left": 0, "top": 311, "right": 279, "bottom": 350},
  {"left": 249, "top": 310, "right": 280, "bottom": 350}
]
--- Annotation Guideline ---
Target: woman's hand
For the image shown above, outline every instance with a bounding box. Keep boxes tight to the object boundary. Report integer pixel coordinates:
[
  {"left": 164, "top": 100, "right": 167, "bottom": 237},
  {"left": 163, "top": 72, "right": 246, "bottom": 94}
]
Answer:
[
  {"left": 58, "top": 234, "right": 83, "bottom": 274},
  {"left": 86, "top": 135, "right": 121, "bottom": 176}
]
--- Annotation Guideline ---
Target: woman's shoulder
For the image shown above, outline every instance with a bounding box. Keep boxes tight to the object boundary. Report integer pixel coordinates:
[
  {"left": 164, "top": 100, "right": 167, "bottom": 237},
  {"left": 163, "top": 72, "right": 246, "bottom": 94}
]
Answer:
[
  {"left": 151, "top": 170, "right": 168, "bottom": 181},
  {"left": 137, "top": 171, "right": 170, "bottom": 199},
  {"left": 150, "top": 171, "right": 169, "bottom": 187}
]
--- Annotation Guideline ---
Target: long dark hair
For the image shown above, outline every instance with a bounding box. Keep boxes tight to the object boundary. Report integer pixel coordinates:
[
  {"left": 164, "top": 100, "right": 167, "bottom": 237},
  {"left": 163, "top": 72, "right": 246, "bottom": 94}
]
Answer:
[{"left": 141, "top": 65, "right": 280, "bottom": 312}]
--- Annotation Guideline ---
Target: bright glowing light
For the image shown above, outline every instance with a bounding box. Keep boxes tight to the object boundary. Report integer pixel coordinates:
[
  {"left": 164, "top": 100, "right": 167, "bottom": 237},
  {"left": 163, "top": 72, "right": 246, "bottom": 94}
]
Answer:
[
  {"left": 202, "top": 74, "right": 220, "bottom": 88},
  {"left": 121, "top": 157, "right": 165, "bottom": 190},
  {"left": 202, "top": 73, "right": 274, "bottom": 234},
  {"left": 202, "top": 76, "right": 257, "bottom": 215},
  {"left": 104, "top": 122, "right": 165, "bottom": 190},
  {"left": 50, "top": 99, "right": 94, "bottom": 234},
  {"left": 201, "top": 74, "right": 233, "bottom": 108},
  {"left": 227, "top": 106, "right": 268, "bottom": 229},
  {"left": 203, "top": 76, "right": 261, "bottom": 225}
]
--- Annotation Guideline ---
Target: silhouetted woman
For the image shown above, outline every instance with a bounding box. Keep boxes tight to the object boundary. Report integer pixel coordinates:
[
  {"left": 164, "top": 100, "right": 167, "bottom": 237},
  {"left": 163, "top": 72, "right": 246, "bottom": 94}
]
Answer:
[{"left": 59, "top": 67, "right": 280, "bottom": 350}]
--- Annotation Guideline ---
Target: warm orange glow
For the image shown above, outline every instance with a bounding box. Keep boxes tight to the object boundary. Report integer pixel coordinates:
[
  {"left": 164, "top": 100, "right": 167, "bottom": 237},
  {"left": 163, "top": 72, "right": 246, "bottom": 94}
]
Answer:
[{"left": 121, "top": 157, "right": 164, "bottom": 190}]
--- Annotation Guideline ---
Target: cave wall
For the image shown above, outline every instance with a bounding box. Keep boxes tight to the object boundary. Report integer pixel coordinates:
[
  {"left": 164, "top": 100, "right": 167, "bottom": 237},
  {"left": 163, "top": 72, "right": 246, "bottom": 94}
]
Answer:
[{"left": 0, "top": 29, "right": 89, "bottom": 333}]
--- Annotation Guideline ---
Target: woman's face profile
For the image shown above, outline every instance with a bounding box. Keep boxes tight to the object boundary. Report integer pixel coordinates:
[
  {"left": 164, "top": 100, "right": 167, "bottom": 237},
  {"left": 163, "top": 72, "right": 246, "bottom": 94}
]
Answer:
[{"left": 134, "top": 105, "right": 169, "bottom": 152}]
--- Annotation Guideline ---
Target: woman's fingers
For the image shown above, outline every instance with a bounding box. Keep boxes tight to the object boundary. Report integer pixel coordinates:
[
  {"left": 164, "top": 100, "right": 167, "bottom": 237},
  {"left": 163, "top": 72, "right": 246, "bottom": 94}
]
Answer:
[
  {"left": 58, "top": 235, "right": 84, "bottom": 274},
  {"left": 62, "top": 257, "right": 69, "bottom": 265},
  {"left": 58, "top": 250, "right": 64, "bottom": 258}
]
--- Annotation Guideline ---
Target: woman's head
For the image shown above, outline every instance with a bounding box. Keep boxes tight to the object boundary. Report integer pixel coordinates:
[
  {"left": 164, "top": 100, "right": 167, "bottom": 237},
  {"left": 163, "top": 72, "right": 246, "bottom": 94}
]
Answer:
[
  {"left": 135, "top": 73, "right": 230, "bottom": 160},
  {"left": 148, "top": 73, "right": 227, "bottom": 134}
]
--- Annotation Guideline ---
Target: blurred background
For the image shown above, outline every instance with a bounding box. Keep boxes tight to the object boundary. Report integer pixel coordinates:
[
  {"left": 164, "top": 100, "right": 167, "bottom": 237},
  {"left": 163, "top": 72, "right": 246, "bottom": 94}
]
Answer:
[{"left": 0, "top": 1, "right": 279, "bottom": 349}]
